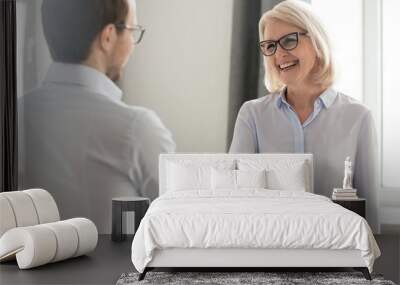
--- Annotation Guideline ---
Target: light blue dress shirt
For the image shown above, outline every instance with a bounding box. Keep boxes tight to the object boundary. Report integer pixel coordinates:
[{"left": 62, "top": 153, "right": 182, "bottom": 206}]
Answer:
[
  {"left": 230, "top": 88, "right": 379, "bottom": 232},
  {"left": 20, "top": 62, "right": 176, "bottom": 233}
]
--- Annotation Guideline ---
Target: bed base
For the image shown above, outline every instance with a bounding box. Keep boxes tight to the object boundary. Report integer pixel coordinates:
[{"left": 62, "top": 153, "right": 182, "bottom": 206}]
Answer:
[
  {"left": 138, "top": 267, "right": 371, "bottom": 281},
  {"left": 138, "top": 248, "right": 372, "bottom": 281}
]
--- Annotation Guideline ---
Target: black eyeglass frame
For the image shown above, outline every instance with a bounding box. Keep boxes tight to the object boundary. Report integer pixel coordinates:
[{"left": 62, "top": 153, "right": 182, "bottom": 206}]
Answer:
[
  {"left": 259, "top": 32, "right": 308, "bottom": 56},
  {"left": 115, "top": 23, "right": 145, "bottom": 44}
]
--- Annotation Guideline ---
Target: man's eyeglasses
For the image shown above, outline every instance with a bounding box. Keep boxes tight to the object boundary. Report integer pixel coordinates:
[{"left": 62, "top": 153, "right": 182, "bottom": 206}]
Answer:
[
  {"left": 259, "top": 32, "right": 307, "bottom": 56},
  {"left": 115, "top": 23, "right": 145, "bottom": 44}
]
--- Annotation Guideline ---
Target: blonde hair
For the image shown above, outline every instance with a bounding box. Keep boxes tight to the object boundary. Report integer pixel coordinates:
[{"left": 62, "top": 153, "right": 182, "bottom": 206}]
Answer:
[{"left": 259, "top": 0, "right": 334, "bottom": 93}]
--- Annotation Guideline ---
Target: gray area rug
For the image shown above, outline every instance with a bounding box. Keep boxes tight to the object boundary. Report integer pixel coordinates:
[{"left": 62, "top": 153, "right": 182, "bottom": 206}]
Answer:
[{"left": 116, "top": 271, "right": 396, "bottom": 285}]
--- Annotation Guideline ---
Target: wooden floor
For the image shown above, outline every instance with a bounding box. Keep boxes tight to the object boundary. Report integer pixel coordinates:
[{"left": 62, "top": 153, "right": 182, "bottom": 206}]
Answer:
[{"left": 0, "top": 234, "right": 398, "bottom": 285}]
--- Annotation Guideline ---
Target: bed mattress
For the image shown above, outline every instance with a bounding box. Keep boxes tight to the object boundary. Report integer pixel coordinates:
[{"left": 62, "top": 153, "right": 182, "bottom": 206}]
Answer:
[{"left": 131, "top": 189, "right": 380, "bottom": 273}]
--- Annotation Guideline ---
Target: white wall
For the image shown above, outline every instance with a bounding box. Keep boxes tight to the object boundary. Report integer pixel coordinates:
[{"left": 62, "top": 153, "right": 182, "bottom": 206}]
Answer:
[{"left": 121, "top": 0, "right": 234, "bottom": 152}]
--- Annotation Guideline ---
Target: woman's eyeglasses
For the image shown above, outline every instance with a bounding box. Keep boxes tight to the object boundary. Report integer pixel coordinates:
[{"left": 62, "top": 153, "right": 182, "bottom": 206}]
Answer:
[
  {"left": 259, "top": 32, "right": 307, "bottom": 56},
  {"left": 115, "top": 23, "right": 145, "bottom": 44}
]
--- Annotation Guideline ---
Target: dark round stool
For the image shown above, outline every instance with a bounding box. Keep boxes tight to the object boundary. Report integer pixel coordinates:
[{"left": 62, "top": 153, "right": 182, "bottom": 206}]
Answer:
[{"left": 111, "top": 197, "right": 150, "bottom": 242}]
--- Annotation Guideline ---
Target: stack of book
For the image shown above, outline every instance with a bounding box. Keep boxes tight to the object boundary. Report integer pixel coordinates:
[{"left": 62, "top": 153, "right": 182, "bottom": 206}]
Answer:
[{"left": 332, "top": 188, "right": 358, "bottom": 200}]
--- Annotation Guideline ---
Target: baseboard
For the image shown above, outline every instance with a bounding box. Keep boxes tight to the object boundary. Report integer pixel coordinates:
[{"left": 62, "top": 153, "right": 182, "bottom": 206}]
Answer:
[
  {"left": 381, "top": 224, "right": 400, "bottom": 235},
  {"left": 379, "top": 206, "right": 400, "bottom": 227}
]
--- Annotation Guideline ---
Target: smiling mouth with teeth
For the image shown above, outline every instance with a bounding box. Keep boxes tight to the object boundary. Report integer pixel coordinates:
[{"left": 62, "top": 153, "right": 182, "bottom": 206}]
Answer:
[{"left": 278, "top": 60, "right": 299, "bottom": 71}]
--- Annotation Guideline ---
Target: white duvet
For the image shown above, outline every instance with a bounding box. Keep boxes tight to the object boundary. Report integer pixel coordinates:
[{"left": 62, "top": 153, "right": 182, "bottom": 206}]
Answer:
[{"left": 131, "top": 190, "right": 380, "bottom": 273}]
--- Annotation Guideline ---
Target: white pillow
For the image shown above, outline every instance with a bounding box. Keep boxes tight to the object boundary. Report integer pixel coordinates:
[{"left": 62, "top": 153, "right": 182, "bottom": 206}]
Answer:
[
  {"left": 211, "top": 168, "right": 236, "bottom": 190},
  {"left": 238, "top": 159, "right": 308, "bottom": 192},
  {"left": 211, "top": 169, "right": 268, "bottom": 190},
  {"left": 167, "top": 163, "right": 210, "bottom": 191},
  {"left": 267, "top": 167, "right": 306, "bottom": 191},
  {"left": 166, "top": 160, "right": 235, "bottom": 191},
  {"left": 237, "top": 169, "right": 268, "bottom": 189}
]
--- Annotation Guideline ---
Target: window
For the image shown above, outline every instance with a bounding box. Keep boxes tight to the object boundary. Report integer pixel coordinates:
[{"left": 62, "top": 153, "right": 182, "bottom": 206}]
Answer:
[
  {"left": 311, "top": 0, "right": 363, "bottom": 101},
  {"left": 313, "top": 0, "right": 400, "bottom": 190},
  {"left": 382, "top": 0, "right": 400, "bottom": 188}
]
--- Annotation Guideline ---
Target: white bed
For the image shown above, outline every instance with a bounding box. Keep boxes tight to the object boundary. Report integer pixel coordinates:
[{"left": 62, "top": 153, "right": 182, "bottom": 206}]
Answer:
[{"left": 131, "top": 154, "right": 380, "bottom": 280}]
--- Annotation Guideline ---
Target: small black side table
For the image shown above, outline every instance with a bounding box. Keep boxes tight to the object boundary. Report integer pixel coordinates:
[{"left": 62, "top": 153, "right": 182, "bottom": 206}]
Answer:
[
  {"left": 112, "top": 197, "right": 150, "bottom": 242},
  {"left": 332, "top": 198, "right": 366, "bottom": 218}
]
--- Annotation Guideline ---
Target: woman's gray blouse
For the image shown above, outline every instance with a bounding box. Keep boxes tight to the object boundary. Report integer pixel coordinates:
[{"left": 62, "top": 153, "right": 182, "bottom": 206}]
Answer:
[{"left": 230, "top": 88, "right": 379, "bottom": 232}]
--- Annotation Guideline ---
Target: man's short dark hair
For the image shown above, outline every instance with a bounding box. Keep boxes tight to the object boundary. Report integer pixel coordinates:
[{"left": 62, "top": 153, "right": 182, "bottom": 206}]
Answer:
[{"left": 42, "top": 0, "right": 129, "bottom": 63}]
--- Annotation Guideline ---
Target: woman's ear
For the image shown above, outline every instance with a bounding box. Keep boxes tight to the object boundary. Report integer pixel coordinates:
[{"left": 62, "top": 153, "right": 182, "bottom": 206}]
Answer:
[
  {"left": 311, "top": 55, "right": 322, "bottom": 72},
  {"left": 98, "top": 24, "right": 117, "bottom": 54}
]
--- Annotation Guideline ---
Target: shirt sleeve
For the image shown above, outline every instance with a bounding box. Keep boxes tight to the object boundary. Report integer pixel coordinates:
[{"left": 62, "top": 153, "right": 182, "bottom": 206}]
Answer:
[
  {"left": 129, "top": 110, "right": 176, "bottom": 201},
  {"left": 229, "top": 102, "right": 258, "bottom": 153},
  {"left": 353, "top": 110, "right": 380, "bottom": 233}
]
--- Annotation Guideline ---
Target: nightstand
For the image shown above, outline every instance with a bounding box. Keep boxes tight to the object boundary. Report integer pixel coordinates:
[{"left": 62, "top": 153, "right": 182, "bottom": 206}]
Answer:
[
  {"left": 111, "top": 197, "right": 150, "bottom": 242},
  {"left": 332, "top": 198, "right": 365, "bottom": 218}
]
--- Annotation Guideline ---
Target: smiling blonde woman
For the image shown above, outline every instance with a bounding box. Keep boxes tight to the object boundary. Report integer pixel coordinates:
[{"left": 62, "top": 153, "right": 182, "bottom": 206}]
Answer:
[{"left": 229, "top": 0, "right": 379, "bottom": 233}]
